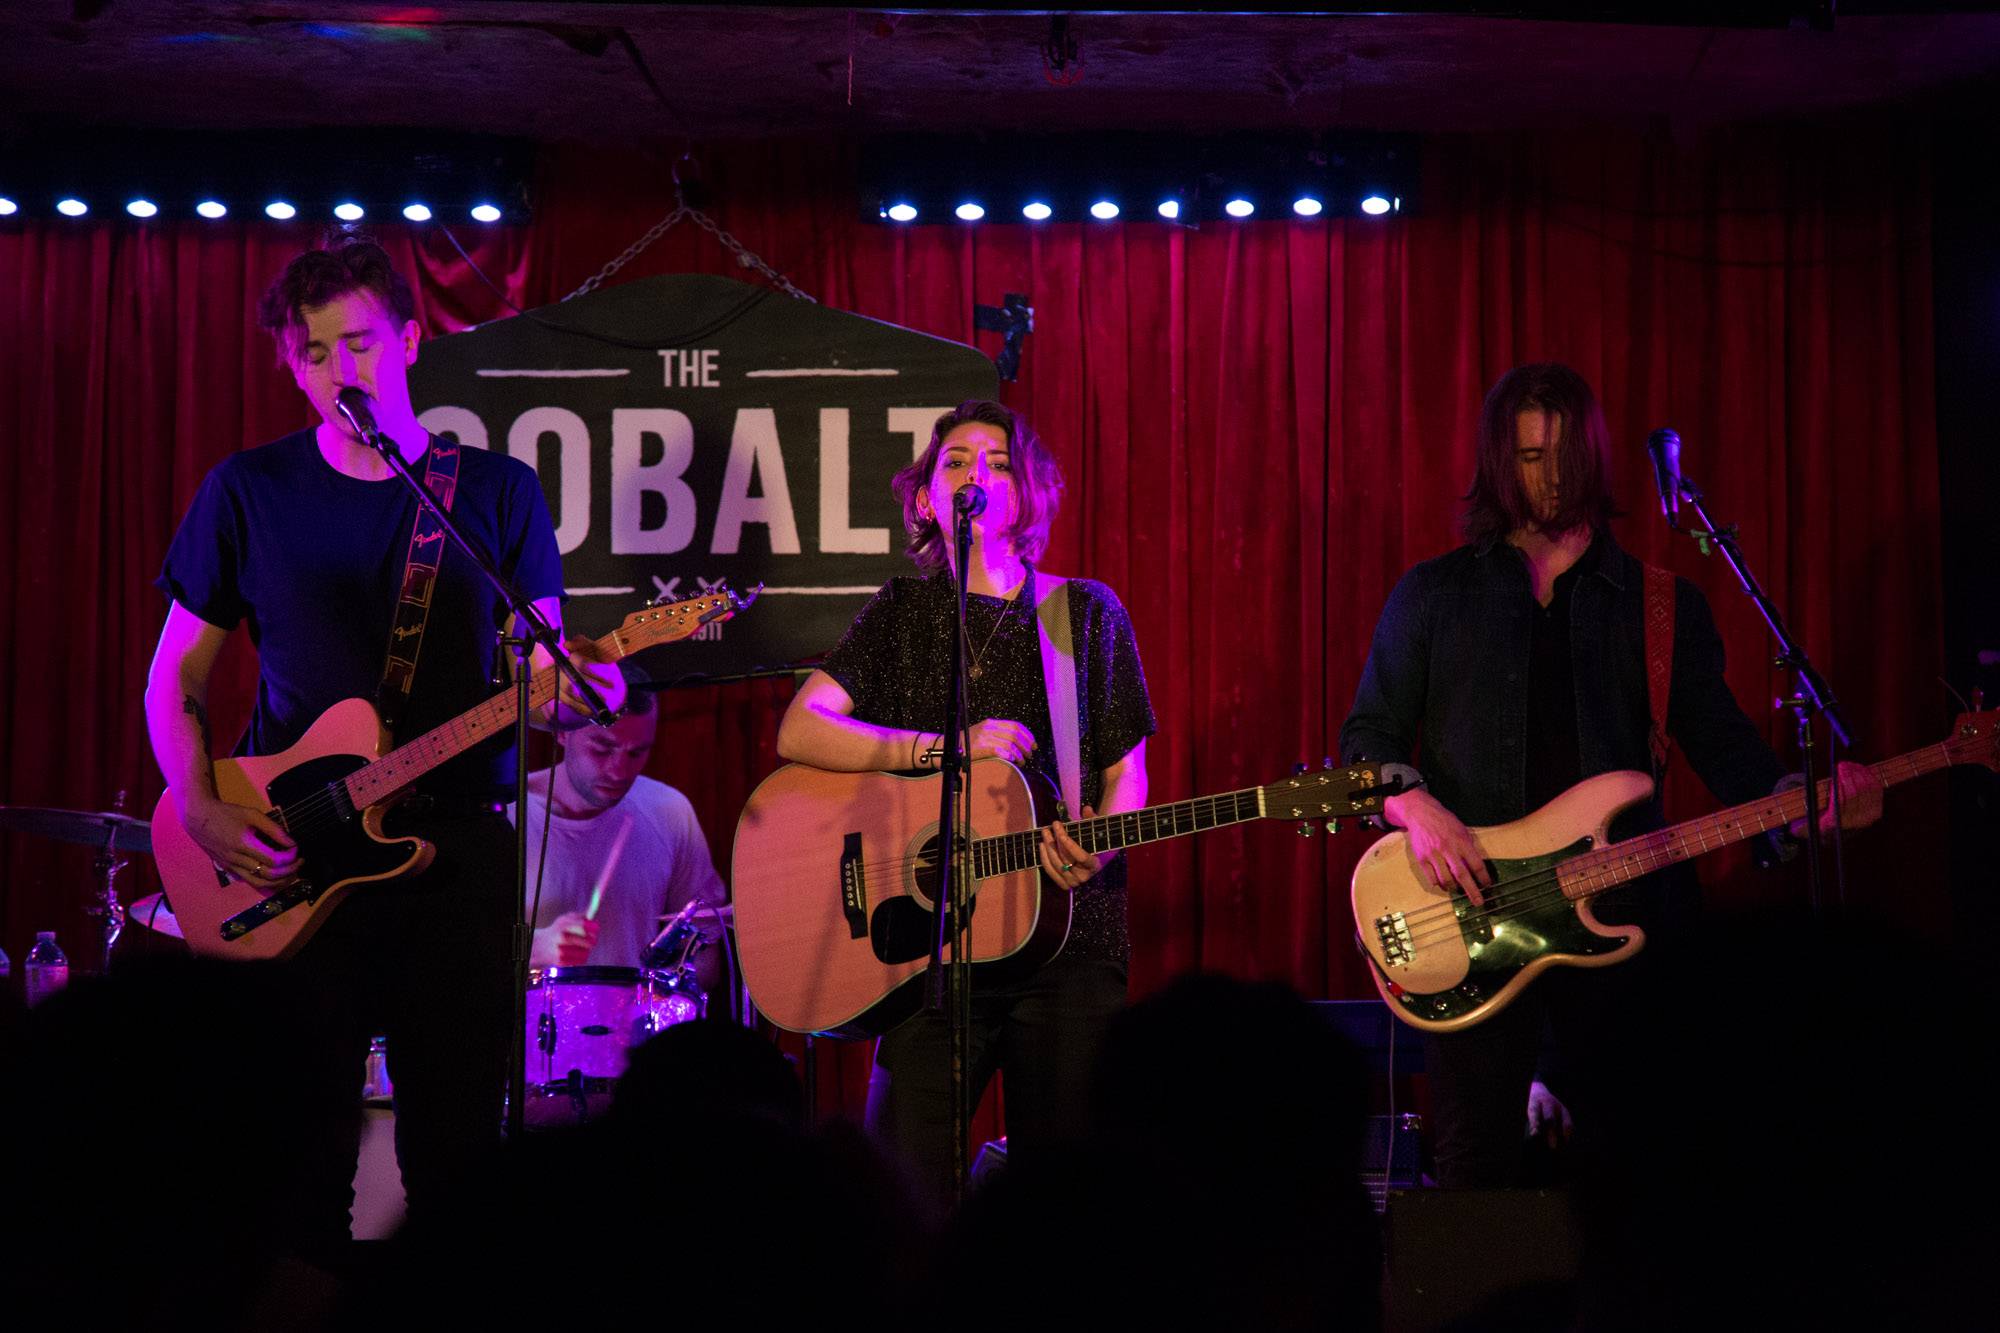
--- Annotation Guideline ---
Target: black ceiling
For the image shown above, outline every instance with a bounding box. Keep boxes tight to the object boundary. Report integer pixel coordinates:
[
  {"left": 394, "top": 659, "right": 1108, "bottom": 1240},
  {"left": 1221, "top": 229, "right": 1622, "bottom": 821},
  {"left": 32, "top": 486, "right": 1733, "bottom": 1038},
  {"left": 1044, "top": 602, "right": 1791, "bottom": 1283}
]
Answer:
[{"left": 4, "top": 3, "right": 1999, "bottom": 145}]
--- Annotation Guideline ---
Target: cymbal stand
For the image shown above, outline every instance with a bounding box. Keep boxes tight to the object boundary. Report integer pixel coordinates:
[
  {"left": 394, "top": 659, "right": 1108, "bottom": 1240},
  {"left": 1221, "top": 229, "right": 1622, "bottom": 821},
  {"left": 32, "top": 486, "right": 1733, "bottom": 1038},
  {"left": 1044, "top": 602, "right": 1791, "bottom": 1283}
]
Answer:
[{"left": 82, "top": 790, "right": 132, "bottom": 973}]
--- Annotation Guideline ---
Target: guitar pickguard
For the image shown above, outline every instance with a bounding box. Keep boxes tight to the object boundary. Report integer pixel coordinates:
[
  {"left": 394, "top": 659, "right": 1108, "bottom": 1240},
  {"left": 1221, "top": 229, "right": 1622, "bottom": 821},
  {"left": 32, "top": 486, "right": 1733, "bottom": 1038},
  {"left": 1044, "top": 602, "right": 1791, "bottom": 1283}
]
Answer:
[
  {"left": 218, "top": 755, "right": 421, "bottom": 942},
  {"left": 1385, "top": 837, "right": 1632, "bottom": 1025},
  {"left": 870, "top": 829, "right": 976, "bottom": 965}
]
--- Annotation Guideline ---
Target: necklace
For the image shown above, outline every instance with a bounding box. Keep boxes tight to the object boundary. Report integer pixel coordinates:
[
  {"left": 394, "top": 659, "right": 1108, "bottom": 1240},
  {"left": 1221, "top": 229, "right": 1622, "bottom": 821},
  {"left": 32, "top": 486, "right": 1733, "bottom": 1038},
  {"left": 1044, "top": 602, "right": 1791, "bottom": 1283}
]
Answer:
[{"left": 967, "top": 593, "right": 1015, "bottom": 682}]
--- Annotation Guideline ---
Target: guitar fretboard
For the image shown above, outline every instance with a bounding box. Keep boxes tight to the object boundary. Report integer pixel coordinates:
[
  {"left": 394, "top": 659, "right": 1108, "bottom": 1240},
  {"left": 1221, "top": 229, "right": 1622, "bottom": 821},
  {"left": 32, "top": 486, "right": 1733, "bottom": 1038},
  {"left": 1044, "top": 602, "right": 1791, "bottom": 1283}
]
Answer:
[
  {"left": 334, "top": 595, "right": 730, "bottom": 811},
  {"left": 958, "top": 768, "right": 1382, "bottom": 880},
  {"left": 1557, "top": 740, "right": 1957, "bottom": 900}
]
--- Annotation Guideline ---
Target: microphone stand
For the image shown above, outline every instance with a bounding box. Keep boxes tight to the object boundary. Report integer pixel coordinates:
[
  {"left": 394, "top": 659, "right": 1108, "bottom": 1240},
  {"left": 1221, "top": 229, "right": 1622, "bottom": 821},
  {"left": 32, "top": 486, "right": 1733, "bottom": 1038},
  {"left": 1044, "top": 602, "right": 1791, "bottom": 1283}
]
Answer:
[
  {"left": 924, "top": 496, "right": 979, "bottom": 1203},
  {"left": 343, "top": 409, "right": 614, "bottom": 1141},
  {"left": 1671, "top": 471, "right": 1854, "bottom": 916}
]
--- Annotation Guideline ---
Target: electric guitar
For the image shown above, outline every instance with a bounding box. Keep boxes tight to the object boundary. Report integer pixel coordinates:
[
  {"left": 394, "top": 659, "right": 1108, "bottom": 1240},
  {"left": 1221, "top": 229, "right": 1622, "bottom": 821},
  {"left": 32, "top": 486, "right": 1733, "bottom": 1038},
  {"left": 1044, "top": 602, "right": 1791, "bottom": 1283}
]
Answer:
[
  {"left": 1352, "top": 707, "right": 2000, "bottom": 1032},
  {"left": 733, "top": 758, "right": 1390, "bottom": 1035},
  {"left": 151, "top": 588, "right": 754, "bottom": 961}
]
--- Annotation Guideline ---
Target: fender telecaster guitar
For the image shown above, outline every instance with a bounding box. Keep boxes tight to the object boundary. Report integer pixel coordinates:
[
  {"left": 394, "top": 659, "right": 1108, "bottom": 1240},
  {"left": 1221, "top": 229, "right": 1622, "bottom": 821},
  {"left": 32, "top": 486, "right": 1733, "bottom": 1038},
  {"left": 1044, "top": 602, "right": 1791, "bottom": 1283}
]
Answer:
[{"left": 152, "top": 588, "right": 753, "bottom": 961}]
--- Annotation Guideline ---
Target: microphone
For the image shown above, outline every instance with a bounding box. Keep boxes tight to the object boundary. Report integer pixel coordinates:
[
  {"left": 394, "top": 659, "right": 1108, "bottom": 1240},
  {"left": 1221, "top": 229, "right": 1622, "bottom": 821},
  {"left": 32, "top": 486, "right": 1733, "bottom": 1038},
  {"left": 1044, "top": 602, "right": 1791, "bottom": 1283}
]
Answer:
[
  {"left": 646, "top": 897, "right": 702, "bottom": 955},
  {"left": 334, "top": 386, "right": 383, "bottom": 446},
  {"left": 1645, "top": 428, "right": 1683, "bottom": 525},
  {"left": 953, "top": 482, "right": 988, "bottom": 518}
]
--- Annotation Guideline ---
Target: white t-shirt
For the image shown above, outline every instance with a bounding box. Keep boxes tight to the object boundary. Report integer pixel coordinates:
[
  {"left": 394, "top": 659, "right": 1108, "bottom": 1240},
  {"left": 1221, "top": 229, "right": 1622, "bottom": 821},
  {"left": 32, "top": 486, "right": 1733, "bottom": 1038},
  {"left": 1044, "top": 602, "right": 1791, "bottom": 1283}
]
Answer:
[{"left": 508, "top": 774, "right": 728, "bottom": 971}]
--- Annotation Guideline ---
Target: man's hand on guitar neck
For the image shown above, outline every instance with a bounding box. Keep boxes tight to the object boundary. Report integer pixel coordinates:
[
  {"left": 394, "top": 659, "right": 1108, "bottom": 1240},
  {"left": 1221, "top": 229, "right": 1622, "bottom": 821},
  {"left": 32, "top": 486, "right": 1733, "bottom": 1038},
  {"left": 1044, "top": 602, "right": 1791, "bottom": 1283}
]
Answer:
[
  {"left": 540, "top": 634, "right": 628, "bottom": 730},
  {"left": 1786, "top": 760, "right": 1885, "bottom": 840},
  {"left": 1384, "top": 788, "right": 1494, "bottom": 905},
  {"left": 182, "top": 794, "right": 302, "bottom": 892}
]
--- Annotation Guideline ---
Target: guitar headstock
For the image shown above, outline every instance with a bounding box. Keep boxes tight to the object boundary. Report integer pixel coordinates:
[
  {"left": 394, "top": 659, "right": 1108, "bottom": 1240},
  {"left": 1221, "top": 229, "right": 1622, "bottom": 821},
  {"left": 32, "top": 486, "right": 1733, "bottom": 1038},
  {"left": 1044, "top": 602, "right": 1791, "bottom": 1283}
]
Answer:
[
  {"left": 1263, "top": 758, "right": 1394, "bottom": 834},
  {"left": 1947, "top": 706, "right": 2000, "bottom": 771},
  {"left": 611, "top": 584, "right": 760, "bottom": 656}
]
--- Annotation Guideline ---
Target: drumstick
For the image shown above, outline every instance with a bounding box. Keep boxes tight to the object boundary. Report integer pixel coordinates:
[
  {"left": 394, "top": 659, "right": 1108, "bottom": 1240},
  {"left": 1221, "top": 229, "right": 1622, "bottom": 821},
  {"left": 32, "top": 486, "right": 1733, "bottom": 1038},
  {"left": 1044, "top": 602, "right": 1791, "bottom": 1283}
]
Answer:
[{"left": 585, "top": 818, "right": 633, "bottom": 922}]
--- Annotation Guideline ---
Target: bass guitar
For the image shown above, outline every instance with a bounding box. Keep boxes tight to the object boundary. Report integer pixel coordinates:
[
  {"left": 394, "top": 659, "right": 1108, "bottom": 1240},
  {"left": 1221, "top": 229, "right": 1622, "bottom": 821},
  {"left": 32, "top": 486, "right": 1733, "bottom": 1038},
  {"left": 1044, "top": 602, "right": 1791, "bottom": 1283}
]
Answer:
[
  {"left": 152, "top": 588, "right": 753, "bottom": 961},
  {"left": 1352, "top": 707, "right": 1999, "bottom": 1031},
  {"left": 733, "top": 758, "right": 1390, "bottom": 1035}
]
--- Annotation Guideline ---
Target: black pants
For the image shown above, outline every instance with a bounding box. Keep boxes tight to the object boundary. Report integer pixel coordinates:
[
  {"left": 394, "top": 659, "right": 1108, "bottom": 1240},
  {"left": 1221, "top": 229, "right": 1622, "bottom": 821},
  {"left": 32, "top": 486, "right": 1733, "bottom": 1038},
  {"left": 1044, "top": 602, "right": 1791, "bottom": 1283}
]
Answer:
[
  {"left": 1423, "top": 947, "right": 1672, "bottom": 1189},
  {"left": 285, "top": 808, "right": 516, "bottom": 1256},
  {"left": 868, "top": 953, "right": 1128, "bottom": 1209}
]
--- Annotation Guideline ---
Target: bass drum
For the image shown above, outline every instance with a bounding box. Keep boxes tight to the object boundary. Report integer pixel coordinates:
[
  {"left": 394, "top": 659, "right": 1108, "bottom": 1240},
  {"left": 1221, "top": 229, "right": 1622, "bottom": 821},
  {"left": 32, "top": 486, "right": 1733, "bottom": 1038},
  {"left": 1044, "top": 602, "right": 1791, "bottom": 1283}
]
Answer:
[{"left": 521, "top": 965, "right": 703, "bottom": 1127}]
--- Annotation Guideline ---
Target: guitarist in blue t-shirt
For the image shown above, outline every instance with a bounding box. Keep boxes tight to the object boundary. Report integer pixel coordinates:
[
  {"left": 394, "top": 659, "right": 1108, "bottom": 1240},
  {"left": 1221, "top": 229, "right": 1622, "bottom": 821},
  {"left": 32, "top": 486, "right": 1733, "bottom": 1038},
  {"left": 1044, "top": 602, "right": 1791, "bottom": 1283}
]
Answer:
[{"left": 143, "top": 241, "right": 624, "bottom": 1258}]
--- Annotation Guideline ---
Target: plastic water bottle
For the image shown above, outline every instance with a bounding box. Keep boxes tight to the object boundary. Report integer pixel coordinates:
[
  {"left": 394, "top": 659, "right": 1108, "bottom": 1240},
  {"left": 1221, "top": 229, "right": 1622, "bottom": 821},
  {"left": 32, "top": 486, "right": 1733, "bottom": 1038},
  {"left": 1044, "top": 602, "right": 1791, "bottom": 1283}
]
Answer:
[{"left": 24, "top": 932, "right": 68, "bottom": 1007}]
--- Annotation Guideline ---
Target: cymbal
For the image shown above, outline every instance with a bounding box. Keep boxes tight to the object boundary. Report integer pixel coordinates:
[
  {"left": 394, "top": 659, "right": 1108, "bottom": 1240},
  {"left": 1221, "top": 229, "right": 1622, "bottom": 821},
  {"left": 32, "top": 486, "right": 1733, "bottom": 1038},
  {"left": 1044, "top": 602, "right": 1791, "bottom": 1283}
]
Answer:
[
  {"left": 125, "top": 893, "right": 184, "bottom": 939},
  {"left": 0, "top": 805, "right": 152, "bottom": 854}
]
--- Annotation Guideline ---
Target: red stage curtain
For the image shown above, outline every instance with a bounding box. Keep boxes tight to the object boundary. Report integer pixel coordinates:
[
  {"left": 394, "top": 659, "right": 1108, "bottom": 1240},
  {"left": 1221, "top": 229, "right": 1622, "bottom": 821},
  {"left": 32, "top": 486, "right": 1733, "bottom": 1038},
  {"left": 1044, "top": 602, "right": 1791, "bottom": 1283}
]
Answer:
[{"left": 0, "top": 128, "right": 1944, "bottom": 1123}]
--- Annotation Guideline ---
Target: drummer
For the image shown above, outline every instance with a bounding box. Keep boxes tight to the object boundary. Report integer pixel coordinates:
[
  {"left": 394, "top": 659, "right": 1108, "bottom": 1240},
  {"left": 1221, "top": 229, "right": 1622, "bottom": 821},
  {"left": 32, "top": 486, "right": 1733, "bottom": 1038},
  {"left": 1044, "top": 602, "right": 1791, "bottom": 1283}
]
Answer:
[{"left": 510, "top": 664, "right": 728, "bottom": 980}]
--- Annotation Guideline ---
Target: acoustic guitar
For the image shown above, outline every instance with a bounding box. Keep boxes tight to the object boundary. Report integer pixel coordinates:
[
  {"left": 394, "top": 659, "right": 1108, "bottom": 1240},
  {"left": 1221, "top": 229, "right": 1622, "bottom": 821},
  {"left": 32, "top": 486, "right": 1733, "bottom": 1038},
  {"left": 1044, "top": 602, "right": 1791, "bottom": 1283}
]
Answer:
[{"left": 733, "top": 758, "right": 1389, "bottom": 1035}]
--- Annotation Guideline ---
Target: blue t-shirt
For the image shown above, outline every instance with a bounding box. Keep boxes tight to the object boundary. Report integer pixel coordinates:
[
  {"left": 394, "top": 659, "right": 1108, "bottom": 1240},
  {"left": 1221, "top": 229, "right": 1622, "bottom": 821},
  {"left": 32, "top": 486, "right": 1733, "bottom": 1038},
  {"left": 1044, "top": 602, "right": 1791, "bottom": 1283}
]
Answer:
[{"left": 157, "top": 429, "right": 565, "bottom": 797}]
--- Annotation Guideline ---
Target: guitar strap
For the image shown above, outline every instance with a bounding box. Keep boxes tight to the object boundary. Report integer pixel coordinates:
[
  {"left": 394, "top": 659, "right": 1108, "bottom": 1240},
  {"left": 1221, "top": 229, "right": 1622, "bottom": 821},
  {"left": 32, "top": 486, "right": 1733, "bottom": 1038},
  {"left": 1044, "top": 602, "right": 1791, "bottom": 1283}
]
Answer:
[
  {"left": 1643, "top": 561, "right": 1676, "bottom": 777},
  {"left": 1032, "top": 569, "right": 1083, "bottom": 820},
  {"left": 375, "top": 437, "right": 462, "bottom": 739}
]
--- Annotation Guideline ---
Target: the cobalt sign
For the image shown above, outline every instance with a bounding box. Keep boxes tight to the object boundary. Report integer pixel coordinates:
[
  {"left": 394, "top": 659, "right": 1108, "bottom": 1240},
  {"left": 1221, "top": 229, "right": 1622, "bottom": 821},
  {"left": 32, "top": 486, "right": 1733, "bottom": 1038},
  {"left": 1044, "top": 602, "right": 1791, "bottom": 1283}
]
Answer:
[{"left": 411, "top": 274, "right": 998, "bottom": 678}]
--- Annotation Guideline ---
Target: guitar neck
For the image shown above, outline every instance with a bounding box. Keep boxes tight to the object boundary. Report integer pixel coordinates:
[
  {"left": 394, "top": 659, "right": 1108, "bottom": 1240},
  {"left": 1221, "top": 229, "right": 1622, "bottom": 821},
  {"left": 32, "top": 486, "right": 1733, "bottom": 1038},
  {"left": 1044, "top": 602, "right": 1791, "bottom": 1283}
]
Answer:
[
  {"left": 968, "top": 768, "right": 1380, "bottom": 878},
  {"left": 1560, "top": 741, "right": 1956, "bottom": 900},
  {"left": 341, "top": 649, "right": 583, "bottom": 810},
  {"left": 337, "top": 592, "right": 737, "bottom": 810}
]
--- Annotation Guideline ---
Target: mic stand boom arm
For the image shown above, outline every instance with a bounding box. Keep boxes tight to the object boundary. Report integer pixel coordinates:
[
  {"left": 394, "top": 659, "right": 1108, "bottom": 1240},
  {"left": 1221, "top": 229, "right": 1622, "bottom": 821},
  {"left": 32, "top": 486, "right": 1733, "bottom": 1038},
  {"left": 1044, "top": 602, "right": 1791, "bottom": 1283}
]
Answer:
[{"left": 1675, "top": 471, "right": 1853, "bottom": 914}]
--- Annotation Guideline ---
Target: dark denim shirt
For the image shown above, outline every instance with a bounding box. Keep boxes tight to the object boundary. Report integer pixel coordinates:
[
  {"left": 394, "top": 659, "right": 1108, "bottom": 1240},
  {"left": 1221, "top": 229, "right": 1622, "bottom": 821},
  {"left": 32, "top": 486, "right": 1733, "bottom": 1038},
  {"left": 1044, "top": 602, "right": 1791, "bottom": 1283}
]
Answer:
[{"left": 1340, "top": 531, "right": 1789, "bottom": 844}]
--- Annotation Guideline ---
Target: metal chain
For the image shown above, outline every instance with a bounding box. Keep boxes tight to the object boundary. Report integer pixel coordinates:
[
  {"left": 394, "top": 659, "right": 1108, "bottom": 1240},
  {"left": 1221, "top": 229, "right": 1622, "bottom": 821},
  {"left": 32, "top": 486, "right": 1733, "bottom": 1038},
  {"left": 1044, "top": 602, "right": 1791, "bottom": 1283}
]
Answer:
[{"left": 563, "top": 189, "right": 817, "bottom": 304}]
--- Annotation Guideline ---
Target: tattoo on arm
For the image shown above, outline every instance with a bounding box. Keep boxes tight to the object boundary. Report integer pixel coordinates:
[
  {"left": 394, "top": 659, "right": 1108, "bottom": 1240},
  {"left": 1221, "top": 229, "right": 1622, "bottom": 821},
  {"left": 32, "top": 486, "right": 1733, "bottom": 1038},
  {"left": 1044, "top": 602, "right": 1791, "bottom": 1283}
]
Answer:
[{"left": 182, "top": 694, "right": 212, "bottom": 752}]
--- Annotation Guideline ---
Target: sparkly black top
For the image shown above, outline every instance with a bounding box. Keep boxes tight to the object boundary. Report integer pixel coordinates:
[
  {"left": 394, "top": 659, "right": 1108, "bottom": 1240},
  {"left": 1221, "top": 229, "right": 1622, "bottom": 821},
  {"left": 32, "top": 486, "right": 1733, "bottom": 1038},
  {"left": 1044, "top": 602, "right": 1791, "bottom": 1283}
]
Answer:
[{"left": 819, "top": 567, "right": 1157, "bottom": 963}]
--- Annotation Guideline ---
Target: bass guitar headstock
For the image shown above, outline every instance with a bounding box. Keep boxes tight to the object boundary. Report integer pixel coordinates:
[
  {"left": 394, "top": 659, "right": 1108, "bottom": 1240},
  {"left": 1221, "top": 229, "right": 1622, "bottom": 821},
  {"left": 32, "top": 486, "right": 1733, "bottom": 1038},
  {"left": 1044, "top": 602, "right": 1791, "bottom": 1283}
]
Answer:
[{"left": 1947, "top": 700, "right": 2000, "bottom": 771}]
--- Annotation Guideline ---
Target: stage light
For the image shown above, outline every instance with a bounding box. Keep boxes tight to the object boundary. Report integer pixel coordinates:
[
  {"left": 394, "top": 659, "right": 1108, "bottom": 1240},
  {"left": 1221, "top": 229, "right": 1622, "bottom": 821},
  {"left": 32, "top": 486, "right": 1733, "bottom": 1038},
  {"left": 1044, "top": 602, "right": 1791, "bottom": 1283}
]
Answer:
[
  {"left": 1361, "top": 194, "right": 1392, "bottom": 216},
  {"left": 955, "top": 202, "right": 986, "bottom": 222},
  {"left": 125, "top": 198, "right": 159, "bottom": 218},
  {"left": 57, "top": 197, "right": 88, "bottom": 217},
  {"left": 1089, "top": 200, "right": 1119, "bottom": 220},
  {"left": 0, "top": 197, "right": 16, "bottom": 216},
  {"left": 402, "top": 202, "right": 433, "bottom": 222},
  {"left": 886, "top": 202, "right": 917, "bottom": 222},
  {"left": 1292, "top": 196, "right": 1323, "bottom": 217},
  {"left": 265, "top": 200, "right": 297, "bottom": 220},
  {"left": 470, "top": 203, "right": 502, "bottom": 223},
  {"left": 334, "top": 201, "right": 365, "bottom": 222},
  {"left": 196, "top": 200, "right": 227, "bottom": 219},
  {"left": 1022, "top": 201, "right": 1053, "bottom": 221},
  {"left": 1224, "top": 198, "right": 1254, "bottom": 218},
  {"left": 1157, "top": 199, "right": 1181, "bottom": 220}
]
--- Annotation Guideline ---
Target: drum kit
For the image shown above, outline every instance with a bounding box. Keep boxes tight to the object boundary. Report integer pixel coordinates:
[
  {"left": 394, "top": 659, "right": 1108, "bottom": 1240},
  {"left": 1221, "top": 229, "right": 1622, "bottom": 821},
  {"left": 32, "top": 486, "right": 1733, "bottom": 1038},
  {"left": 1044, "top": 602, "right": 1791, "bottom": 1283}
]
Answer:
[{"left": 3, "top": 798, "right": 735, "bottom": 1131}]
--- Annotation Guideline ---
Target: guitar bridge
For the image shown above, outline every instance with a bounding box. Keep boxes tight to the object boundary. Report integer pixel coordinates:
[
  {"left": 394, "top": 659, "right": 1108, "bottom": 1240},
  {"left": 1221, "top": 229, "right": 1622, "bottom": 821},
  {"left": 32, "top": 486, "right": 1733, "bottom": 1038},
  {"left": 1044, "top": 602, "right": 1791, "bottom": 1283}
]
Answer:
[
  {"left": 1375, "top": 911, "right": 1415, "bottom": 967},
  {"left": 839, "top": 832, "right": 867, "bottom": 940}
]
